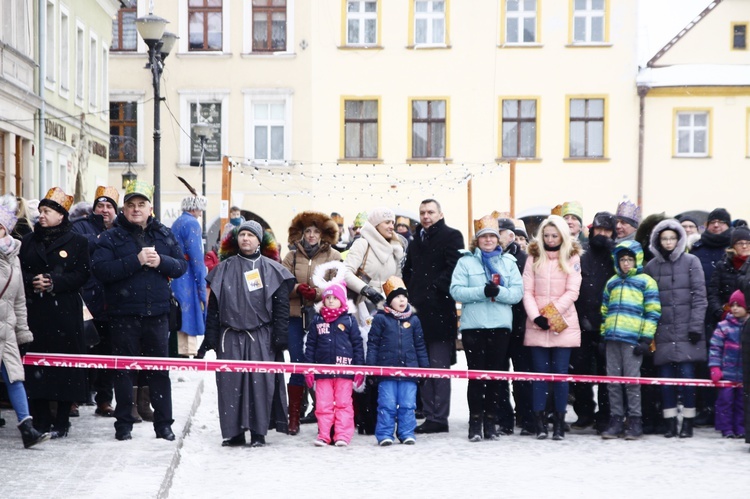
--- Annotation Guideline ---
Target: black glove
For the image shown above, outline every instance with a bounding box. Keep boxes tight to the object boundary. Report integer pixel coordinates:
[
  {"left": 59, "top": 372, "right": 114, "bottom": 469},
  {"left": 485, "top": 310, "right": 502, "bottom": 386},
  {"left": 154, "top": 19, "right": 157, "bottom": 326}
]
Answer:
[
  {"left": 597, "top": 341, "right": 606, "bottom": 357},
  {"left": 361, "top": 285, "right": 385, "bottom": 305},
  {"left": 688, "top": 331, "right": 701, "bottom": 345},
  {"left": 533, "top": 316, "right": 550, "bottom": 330},
  {"left": 19, "top": 344, "right": 29, "bottom": 357},
  {"left": 273, "top": 328, "right": 289, "bottom": 352},
  {"left": 484, "top": 282, "right": 500, "bottom": 298},
  {"left": 632, "top": 339, "right": 652, "bottom": 356}
]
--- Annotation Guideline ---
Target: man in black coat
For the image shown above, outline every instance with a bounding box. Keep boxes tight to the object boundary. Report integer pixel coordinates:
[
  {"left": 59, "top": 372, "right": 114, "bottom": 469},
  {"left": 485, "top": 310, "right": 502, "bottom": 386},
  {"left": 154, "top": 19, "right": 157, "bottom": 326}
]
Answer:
[
  {"left": 403, "top": 199, "right": 464, "bottom": 433},
  {"left": 571, "top": 212, "right": 616, "bottom": 432},
  {"left": 92, "top": 182, "right": 187, "bottom": 442},
  {"left": 72, "top": 186, "right": 119, "bottom": 417}
]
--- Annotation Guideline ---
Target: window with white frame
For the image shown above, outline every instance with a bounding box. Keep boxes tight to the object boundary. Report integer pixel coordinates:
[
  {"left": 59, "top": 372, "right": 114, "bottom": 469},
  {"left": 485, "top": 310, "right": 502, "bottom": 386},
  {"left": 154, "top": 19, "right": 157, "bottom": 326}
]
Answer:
[
  {"left": 189, "top": 0, "right": 223, "bottom": 51},
  {"left": 244, "top": 90, "right": 292, "bottom": 164},
  {"left": 502, "top": 99, "right": 537, "bottom": 158},
  {"left": 676, "top": 111, "right": 708, "bottom": 157},
  {"left": 573, "top": 0, "right": 605, "bottom": 43},
  {"left": 111, "top": 0, "right": 137, "bottom": 52},
  {"left": 60, "top": 7, "right": 69, "bottom": 92},
  {"left": 414, "top": 0, "right": 445, "bottom": 46},
  {"left": 569, "top": 98, "right": 604, "bottom": 158},
  {"left": 252, "top": 0, "right": 287, "bottom": 52},
  {"left": 101, "top": 45, "right": 108, "bottom": 115},
  {"left": 347, "top": 1, "right": 377, "bottom": 46},
  {"left": 505, "top": 0, "right": 536, "bottom": 44},
  {"left": 1, "top": 0, "right": 32, "bottom": 57},
  {"left": 412, "top": 99, "right": 446, "bottom": 158},
  {"left": 344, "top": 99, "right": 378, "bottom": 159},
  {"left": 89, "top": 35, "right": 97, "bottom": 110},
  {"left": 46, "top": 0, "right": 55, "bottom": 84},
  {"left": 75, "top": 23, "right": 84, "bottom": 105}
]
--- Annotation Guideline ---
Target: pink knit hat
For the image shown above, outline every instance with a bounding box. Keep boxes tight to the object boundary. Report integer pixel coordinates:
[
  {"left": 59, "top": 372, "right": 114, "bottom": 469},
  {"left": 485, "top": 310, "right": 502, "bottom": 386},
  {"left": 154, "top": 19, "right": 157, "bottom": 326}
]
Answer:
[
  {"left": 323, "top": 282, "right": 348, "bottom": 308},
  {"left": 0, "top": 195, "right": 18, "bottom": 232},
  {"left": 729, "top": 289, "right": 746, "bottom": 310}
]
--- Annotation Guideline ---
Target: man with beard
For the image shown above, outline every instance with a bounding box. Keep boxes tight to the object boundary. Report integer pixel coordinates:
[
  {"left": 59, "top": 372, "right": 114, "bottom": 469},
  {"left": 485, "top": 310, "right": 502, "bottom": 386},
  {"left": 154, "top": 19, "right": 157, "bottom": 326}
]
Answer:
[
  {"left": 691, "top": 208, "right": 734, "bottom": 427},
  {"left": 202, "top": 220, "right": 295, "bottom": 447},
  {"left": 403, "top": 199, "right": 464, "bottom": 434},
  {"left": 571, "top": 212, "right": 617, "bottom": 433}
]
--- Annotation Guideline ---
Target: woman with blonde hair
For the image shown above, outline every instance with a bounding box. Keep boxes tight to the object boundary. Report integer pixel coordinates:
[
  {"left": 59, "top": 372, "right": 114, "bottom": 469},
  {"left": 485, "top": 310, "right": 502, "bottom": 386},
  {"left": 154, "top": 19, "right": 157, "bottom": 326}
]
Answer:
[{"left": 522, "top": 215, "right": 583, "bottom": 440}]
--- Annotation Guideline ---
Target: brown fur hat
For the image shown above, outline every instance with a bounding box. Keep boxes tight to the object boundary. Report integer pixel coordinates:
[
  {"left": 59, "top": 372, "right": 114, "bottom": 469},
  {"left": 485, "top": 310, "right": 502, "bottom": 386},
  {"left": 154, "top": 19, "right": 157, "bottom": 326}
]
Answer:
[{"left": 288, "top": 211, "right": 339, "bottom": 246}]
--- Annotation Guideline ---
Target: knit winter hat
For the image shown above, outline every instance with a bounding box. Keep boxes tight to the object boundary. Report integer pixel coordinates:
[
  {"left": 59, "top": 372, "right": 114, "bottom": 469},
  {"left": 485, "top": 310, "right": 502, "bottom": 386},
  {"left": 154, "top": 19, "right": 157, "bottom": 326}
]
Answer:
[
  {"left": 322, "top": 282, "right": 348, "bottom": 307},
  {"left": 591, "top": 211, "right": 617, "bottom": 233},
  {"left": 707, "top": 208, "right": 731, "bottom": 226},
  {"left": 677, "top": 214, "right": 700, "bottom": 229},
  {"left": 238, "top": 220, "right": 263, "bottom": 242},
  {"left": 181, "top": 195, "right": 208, "bottom": 212},
  {"left": 731, "top": 226, "right": 750, "bottom": 246},
  {"left": 368, "top": 207, "right": 395, "bottom": 227},
  {"left": 0, "top": 195, "right": 18, "bottom": 232},
  {"left": 729, "top": 289, "right": 746, "bottom": 310}
]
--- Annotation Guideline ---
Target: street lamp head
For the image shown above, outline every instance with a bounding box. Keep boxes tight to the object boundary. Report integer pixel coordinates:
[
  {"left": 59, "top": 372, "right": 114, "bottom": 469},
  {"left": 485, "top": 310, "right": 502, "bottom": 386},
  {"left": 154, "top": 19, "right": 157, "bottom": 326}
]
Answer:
[
  {"left": 160, "top": 32, "right": 179, "bottom": 61},
  {"left": 193, "top": 123, "right": 214, "bottom": 140},
  {"left": 136, "top": 14, "right": 169, "bottom": 49}
]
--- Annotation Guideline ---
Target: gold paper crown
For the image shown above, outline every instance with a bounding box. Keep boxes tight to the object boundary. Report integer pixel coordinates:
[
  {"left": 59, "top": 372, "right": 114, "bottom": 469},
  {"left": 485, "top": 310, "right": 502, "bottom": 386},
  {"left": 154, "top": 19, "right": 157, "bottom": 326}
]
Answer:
[
  {"left": 395, "top": 216, "right": 411, "bottom": 227},
  {"left": 473, "top": 215, "right": 499, "bottom": 235},
  {"left": 94, "top": 186, "right": 120, "bottom": 205},
  {"left": 43, "top": 187, "right": 74, "bottom": 211},
  {"left": 561, "top": 201, "right": 583, "bottom": 221},
  {"left": 124, "top": 180, "right": 155, "bottom": 203},
  {"left": 490, "top": 210, "right": 511, "bottom": 219},
  {"left": 382, "top": 276, "right": 407, "bottom": 300},
  {"left": 550, "top": 204, "right": 563, "bottom": 216},
  {"left": 331, "top": 213, "right": 344, "bottom": 225}
]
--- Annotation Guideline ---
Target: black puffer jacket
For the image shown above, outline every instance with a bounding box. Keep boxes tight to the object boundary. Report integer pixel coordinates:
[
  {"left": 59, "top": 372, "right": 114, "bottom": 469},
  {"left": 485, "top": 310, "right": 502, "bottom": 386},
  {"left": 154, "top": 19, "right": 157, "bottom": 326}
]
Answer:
[
  {"left": 72, "top": 213, "right": 108, "bottom": 317},
  {"left": 92, "top": 213, "right": 187, "bottom": 317},
  {"left": 707, "top": 251, "right": 744, "bottom": 324},
  {"left": 576, "top": 235, "right": 615, "bottom": 333}
]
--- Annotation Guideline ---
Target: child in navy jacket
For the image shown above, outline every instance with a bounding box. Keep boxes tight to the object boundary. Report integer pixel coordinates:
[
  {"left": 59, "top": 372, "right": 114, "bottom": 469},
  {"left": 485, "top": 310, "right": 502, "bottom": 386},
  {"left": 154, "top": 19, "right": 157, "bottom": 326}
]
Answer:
[
  {"left": 304, "top": 279, "right": 364, "bottom": 447},
  {"left": 366, "top": 276, "right": 430, "bottom": 446}
]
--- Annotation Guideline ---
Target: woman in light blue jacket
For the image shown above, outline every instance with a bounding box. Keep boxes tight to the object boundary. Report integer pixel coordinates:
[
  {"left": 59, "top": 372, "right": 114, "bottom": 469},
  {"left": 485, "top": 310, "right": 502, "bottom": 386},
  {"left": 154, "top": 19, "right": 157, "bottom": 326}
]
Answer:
[{"left": 450, "top": 215, "right": 523, "bottom": 442}]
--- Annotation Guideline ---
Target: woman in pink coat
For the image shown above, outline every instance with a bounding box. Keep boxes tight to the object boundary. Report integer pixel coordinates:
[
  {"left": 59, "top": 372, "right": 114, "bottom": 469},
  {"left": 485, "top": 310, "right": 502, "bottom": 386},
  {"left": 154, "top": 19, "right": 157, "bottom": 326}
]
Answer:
[{"left": 523, "top": 215, "right": 583, "bottom": 440}]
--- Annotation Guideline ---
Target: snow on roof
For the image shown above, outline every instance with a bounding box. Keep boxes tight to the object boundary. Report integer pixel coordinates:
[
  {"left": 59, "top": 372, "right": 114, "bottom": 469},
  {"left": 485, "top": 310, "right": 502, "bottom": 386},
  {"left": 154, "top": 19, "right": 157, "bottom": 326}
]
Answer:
[{"left": 637, "top": 64, "right": 750, "bottom": 88}]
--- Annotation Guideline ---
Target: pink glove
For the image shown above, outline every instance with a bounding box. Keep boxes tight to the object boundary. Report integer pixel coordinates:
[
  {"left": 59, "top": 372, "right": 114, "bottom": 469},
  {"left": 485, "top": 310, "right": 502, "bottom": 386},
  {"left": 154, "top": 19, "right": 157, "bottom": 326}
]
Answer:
[
  {"left": 354, "top": 374, "right": 365, "bottom": 388},
  {"left": 710, "top": 367, "right": 723, "bottom": 383},
  {"left": 305, "top": 373, "right": 315, "bottom": 388}
]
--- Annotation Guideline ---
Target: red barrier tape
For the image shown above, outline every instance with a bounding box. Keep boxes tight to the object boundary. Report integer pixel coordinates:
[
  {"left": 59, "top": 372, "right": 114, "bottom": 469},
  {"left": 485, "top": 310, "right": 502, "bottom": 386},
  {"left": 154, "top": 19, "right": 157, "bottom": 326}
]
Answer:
[{"left": 22, "top": 353, "right": 740, "bottom": 388}]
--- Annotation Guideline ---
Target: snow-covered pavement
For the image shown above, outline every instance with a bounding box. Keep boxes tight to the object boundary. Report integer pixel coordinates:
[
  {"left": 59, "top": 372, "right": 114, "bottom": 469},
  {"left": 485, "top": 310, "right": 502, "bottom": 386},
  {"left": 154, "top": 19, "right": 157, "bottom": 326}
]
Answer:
[{"left": 1, "top": 352, "right": 748, "bottom": 498}]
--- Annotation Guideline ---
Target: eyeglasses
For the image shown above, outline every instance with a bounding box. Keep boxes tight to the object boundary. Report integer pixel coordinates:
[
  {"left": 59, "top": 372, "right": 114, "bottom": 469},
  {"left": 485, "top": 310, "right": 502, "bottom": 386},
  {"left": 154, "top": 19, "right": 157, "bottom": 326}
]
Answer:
[
  {"left": 660, "top": 237, "right": 678, "bottom": 242},
  {"left": 735, "top": 241, "right": 750, "bottom": 248},
  {"left": 619, "top": 257, "right": 635, "bottom": 263}
]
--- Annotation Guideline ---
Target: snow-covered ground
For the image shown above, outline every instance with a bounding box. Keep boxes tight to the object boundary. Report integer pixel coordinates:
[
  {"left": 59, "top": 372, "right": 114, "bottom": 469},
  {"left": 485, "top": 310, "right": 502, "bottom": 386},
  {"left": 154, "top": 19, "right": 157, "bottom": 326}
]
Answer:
[{"left": 171, "top": 351, "right": 749, "bottom": 499}]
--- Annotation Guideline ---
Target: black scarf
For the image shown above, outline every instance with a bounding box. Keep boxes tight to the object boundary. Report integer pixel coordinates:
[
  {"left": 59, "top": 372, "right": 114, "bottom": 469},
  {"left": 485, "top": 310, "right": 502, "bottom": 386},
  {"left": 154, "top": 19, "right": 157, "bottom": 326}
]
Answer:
[
  {"left": 543, "top": 242, "right": 561, "bottom": 252},
  {"left": 33, "top": 219, "right": 71, "bottom": 248},
  {"left": 700, "top": 229, "right": 732, "bottom": 249}
]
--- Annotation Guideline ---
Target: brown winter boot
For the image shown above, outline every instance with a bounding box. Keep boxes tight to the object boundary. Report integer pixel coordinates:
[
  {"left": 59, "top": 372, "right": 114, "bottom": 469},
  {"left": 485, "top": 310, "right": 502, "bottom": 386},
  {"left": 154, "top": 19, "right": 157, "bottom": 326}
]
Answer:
[
  {"left": 131, "top": 387, "right": 143, "bottom": 423},
  {"left": 137, "top": 387, "right": 154, "bottom": 422},
  {"left": 287, "top": 384, "right": 304, "bottom": 436}
]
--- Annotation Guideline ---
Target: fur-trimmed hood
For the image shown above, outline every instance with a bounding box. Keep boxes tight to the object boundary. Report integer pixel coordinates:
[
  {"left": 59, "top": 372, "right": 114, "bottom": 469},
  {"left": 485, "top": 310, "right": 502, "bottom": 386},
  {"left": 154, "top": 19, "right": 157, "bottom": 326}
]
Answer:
[
  {"left": 526, "top": 239, "right": 583, "bottom": 259},
  {"left": 649, "top": 218, "right": 687, "bottom": 262},
  {"left": 287, "top": 211, "right": 339, "bottom": 246}
]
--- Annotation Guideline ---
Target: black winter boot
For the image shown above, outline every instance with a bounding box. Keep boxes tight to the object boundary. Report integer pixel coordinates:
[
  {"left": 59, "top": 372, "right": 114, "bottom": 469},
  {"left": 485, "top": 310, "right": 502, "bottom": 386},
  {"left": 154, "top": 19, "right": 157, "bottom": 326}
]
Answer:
[
  {"left": 679, "top": 417, "right": 694, "bottom": 438},
  {"left": 552, "top": 412, "right": 566, "bottom": 441},
  {"left": 18, "top": 417, "right": 50, "bottom": 449},
  {"left": 468, "top": 416, "right": 482, "bottom": 442},
  {"left": 624, "top": 417, "right": 643, "bottom": 440},
  {"left": 534, "top": 411, "right": 548, "bottom": 440},
  {"left": 483, "top": 416, "right": 499, "bottom": 441},
  {"left": 664, "top": 417, "right": 678, "bottom": 438},
  {"left": 601, "top": 416, "right": 625, "bottom": 439}
]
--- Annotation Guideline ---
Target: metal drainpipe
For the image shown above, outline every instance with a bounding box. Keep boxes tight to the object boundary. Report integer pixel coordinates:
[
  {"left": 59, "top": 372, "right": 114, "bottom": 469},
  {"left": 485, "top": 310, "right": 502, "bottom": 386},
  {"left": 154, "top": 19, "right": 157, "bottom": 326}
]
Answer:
[
  {"left": 637, "top": 85, "right": 649, "bottom": 210},
  {"left": 38, "top": 0, "right": 46, "bottom": 198}
]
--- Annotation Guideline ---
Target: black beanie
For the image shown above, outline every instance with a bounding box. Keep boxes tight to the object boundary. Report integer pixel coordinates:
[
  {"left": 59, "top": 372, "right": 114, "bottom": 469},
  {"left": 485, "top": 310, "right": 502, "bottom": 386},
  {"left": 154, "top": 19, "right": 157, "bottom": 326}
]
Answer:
[
  {"left": 707, "top": 208, "right": 731, "bottom": 225},
  {"left": 731, "top": 227, "right": 750, "bottom": 246}
]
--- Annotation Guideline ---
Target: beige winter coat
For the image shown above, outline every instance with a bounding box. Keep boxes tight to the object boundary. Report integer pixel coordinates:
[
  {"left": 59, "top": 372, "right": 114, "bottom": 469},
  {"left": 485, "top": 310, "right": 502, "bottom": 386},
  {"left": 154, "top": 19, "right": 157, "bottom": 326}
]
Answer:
[
  {"left": 344, "top": 222, "right": 405, "bottom": 302},
  {"left": 0, "top": 238, "right": 33, "bottom": 382}
]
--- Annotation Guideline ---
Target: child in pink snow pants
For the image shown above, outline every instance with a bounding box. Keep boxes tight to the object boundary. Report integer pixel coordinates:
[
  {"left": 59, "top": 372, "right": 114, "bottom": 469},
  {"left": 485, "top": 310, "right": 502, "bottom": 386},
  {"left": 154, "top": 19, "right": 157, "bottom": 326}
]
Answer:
[{"left": 304, "top": 281, "right": 365, "bottom": 446}]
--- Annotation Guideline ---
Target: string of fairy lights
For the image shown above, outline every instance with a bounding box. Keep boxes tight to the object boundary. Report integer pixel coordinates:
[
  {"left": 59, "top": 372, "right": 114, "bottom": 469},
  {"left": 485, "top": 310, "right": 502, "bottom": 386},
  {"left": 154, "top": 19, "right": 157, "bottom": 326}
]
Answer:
[{"left": 219, "top": 158, "right": 508, "bottom": 201}]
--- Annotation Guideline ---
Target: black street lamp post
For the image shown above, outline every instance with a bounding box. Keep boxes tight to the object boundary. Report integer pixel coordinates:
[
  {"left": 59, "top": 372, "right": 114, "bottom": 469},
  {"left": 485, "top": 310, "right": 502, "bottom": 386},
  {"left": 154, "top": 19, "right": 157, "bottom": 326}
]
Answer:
[
  {"left": 192, "top": 123, "right": 213, "bottom": 248},
  {"left": 135, "top": 13, "right": 177, "bottom": 219}
]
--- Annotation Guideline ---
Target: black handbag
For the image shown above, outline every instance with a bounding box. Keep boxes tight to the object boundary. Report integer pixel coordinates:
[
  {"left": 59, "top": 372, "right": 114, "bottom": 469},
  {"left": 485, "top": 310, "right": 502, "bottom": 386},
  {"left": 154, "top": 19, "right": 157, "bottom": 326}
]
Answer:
[{"left": 168, "top": 293, "right": 182, "bottom": 332}]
